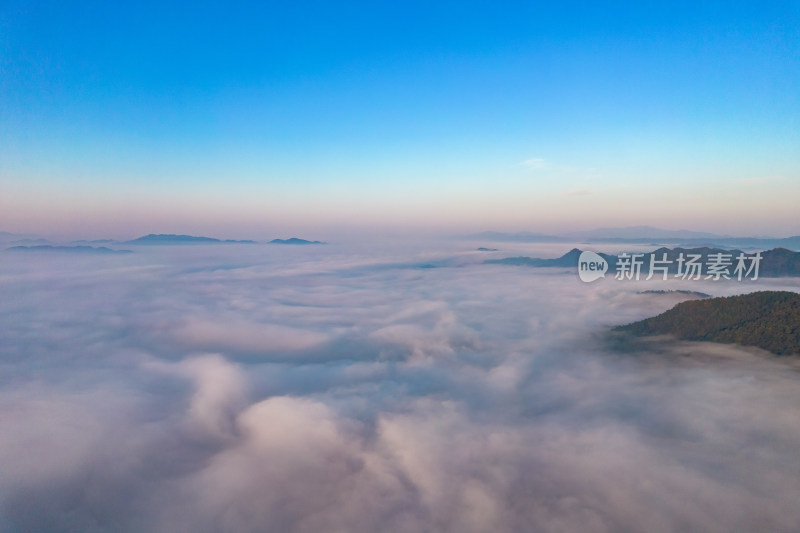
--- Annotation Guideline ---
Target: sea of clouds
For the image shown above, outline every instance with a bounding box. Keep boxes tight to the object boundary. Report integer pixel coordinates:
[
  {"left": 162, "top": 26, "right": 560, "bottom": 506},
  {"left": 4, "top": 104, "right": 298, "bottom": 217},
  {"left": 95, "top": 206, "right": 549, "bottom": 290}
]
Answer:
[{"left": 1, "top": 240, "right": 799, "bottom": 533}]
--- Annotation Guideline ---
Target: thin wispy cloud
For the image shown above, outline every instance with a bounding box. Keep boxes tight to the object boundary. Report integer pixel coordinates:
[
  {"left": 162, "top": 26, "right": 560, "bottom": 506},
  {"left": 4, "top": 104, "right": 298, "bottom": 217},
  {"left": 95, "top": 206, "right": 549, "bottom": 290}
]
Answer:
[
  {"left": 521, "top": 157, "right": 547, "bottom": 169},
  {"left": 520, "top": 158, "right": 600, "bottom": 181}
]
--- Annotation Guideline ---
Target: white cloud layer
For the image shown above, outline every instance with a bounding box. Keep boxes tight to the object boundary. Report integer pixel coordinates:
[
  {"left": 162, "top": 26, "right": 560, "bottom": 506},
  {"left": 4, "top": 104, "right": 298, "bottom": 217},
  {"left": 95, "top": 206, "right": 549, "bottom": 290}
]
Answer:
[{"left": 1, "top": 242, "right": 800, "bottom": 532}]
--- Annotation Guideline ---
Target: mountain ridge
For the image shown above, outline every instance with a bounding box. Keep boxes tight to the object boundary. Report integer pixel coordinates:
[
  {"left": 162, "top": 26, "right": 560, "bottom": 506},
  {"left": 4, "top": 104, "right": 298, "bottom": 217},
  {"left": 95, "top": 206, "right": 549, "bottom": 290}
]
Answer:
[
  {"left": 5, "top": 245, "right": 133, "bottom": 254},
  {"left": 269, "top": 238, "right": 326, "bottom": 245},
  {"left": 614, "top": 291, "right": 800, "bottom": 355},
  {"left": 467, "top": 226, "right": 800, "bottom": 249},
  {"left": 125, "top": 234, "right": 257, "bottom": 244},
  {"left": 485, "top": 247, "right": 800, "bottom": 277}
]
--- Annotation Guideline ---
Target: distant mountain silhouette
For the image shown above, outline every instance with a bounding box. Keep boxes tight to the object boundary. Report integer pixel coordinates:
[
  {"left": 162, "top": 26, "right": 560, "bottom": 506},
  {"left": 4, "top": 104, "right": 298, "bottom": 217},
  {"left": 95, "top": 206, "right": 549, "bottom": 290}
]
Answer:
[
  {"left": 71, "top": 239, "right": 115, "bottom": 244},
  {"left": 562, "top": 225, "right": 725, "bottom": 241},
  {"left": 10, "top": 238, "right": 52, "bottom": 245},
  {"left": 485, "top": 247, "right": 800, "bottom": 277},
  {"left": 486, "top": 248, "right": 615, "bottom": 268},
  {"left": 269, "top": 238, "right": 326, "bottom": 245},
  {"left": 0, "top": 232, "right": 43, "bottom": 243},
  {"left": 464, "top": 231, "right": 563, "bottom": 242},
  {"left": 6, "top": 245, "right": 132, "bottom": 254},
  {"left": 615, "top": 291, "right": 800, "bottom": 355},
  {"left": 465, "top": 227, "right": 800, "bottom": 248},
  {"left": 126, "top": 234, "right": 256, "bottom": 244},
  {"left": 596, "top": 236, "right": 800, "bottom": 248}
]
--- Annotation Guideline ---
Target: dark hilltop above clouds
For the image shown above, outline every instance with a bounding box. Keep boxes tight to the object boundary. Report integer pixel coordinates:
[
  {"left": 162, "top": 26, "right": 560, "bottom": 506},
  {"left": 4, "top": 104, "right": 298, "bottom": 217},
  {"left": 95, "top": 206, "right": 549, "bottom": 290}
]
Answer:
[
  {"left": 485, "top": 248, "right": 590, "bottom": 268},
  {"left": 615, "top": 291, "right": 800, "bottom": 356}
]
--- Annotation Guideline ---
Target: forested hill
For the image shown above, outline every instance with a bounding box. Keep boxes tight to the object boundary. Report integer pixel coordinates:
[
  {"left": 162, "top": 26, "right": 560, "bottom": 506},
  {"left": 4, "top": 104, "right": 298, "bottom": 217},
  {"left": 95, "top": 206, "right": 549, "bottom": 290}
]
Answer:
[{"left": 615, "top": 291, "right": 800, "bottom": 355}]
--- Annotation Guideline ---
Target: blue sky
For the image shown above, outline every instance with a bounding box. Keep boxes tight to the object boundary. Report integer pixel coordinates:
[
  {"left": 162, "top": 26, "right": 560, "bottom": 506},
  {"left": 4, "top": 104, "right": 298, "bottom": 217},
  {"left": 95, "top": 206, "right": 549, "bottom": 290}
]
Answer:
[{"left": 1, "top": 1, "right": 798, "bottom": 238}]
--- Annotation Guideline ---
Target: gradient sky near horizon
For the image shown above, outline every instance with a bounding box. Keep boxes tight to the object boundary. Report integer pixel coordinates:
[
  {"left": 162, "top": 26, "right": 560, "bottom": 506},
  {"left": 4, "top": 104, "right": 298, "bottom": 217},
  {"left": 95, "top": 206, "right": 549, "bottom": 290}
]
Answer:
[{"left": 1, "top": 1, "right": 799, "bottom": 239}]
